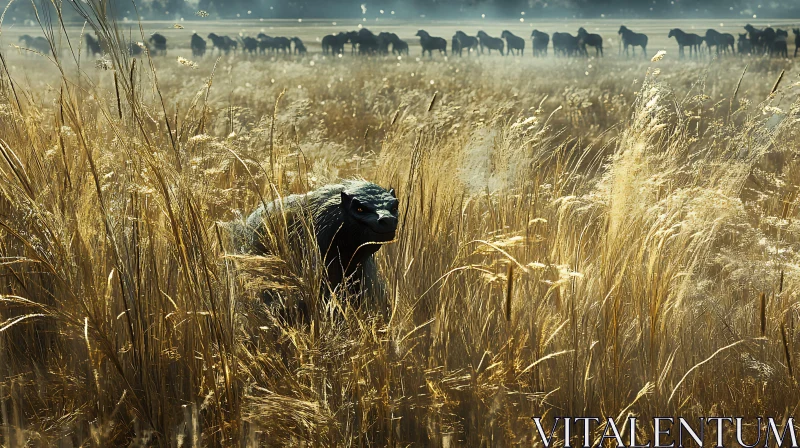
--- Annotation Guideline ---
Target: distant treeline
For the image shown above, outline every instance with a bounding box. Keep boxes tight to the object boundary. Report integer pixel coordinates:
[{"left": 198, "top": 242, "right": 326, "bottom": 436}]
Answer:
[{"left": 4, "top": 0, "right": 800, "bottom": 22}]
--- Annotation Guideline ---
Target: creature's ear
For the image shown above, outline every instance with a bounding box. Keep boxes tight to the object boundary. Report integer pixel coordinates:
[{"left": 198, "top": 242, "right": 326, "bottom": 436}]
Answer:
[
  {"left": 341, "top": 191, "right": 353, "bottom": 207},
  {"left": 389, "top": 188, "right": 396, "bottom": 198}
]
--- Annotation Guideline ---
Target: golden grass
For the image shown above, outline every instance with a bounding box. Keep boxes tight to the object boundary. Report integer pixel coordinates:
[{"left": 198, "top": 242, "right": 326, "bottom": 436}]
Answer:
[{"left": 0, "top": 4, "right": 799, "bottom": 446}]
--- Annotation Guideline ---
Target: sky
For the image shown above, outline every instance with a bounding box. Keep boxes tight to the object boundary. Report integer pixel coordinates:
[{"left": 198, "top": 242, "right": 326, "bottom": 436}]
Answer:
[{"left": 3, "top": 0, "right": 799, "bottom": 22}]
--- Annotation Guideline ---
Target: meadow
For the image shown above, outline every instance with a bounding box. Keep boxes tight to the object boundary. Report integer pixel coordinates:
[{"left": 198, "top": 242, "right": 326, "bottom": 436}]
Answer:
[{"left": 0, "top": 8, "right": 800, "bottom": 446}]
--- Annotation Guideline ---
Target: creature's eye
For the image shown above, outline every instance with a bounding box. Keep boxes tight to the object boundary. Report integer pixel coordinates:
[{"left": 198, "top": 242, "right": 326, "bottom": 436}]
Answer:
[{"left": 357, "top": 207, "right": 364, "bottom": 213}]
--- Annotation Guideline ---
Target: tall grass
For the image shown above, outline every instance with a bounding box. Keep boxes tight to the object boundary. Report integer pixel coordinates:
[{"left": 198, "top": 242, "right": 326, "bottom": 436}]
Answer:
[{"left": 0, "top": 3, "right": 799, "bottom": 446}]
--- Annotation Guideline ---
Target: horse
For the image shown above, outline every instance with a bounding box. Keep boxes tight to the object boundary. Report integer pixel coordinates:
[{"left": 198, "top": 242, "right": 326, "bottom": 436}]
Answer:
[
  {"left": 356, "top": 29, "right": 379, "bottom": 55},
  {"left": 291, "top": 37, "right": 307, "bottom": 55},
  {"left": 577, "top": 27, "right": 603, "bottom": 57},
  {"left": 322, "top": 32, "right": 348, "bottom": 55},
  {"left": 18, "top": 35, "right": 50, "bottom": 55},
  {"left": 705, "top": 29, "right": 731, "bottom": 55},
  {"left": 720, "top": 33, "right": 735, "bottom": 55},
  {"left": 148, "top": 33, "right": 167, "bottom": 56},
  {"left": 85, "top": 34, "right": 102, "bottom": 56},
  {"left": 794, "top": 29, "right": 800, "bottom": 57},
  {"left": 744, "top": 24, "right": 765, "bottom": 53},
  {"left": 772, "top": 29, "right": 788, "bottom": 58},
  {"left": 552, "top": 32, "right": 579, "bottom": 57},
  {"left": 346, "top": 31, "right": 359, "bottom": 54},
  {"left": 207, "top": 33, "right": 231, "bottom": 55},
  {"left": 455, "top": 31, "right": 479, "bottom": 56},
  {"left": 415, "top": 30, "right": 447, "bottom": 57},
  {"left": 668, "top": 28, "right": 704, "bottom": 58},
  {"left": 378, "top": 32, "right": 393, "bottom": 55},
  {"left": 737, "top": 33, "right": 752, "bottom": 55},
  {"left": 129, "top": 42, "right": 145, "bottom": 57},
  {"left": 239, "top": 36, "right": 258, "bottom": 55},
  {"left": 387, "top": 33, "right": 409, "bottom": 55},
  {"left": 477, "top": 31, "right": 504, "bottom": 55},
  {"left": 531, "top": 30, "right": 549, "bottom": 57},
  {"left": 452, "top": 34, "right": 462, "bottom": 56},
  {"left": 761, "top": 27, "right": 776, "bottom": 54},
  {"left": 501, "top": 30, "right": 525, "bottom": 56},
  {"left": 618, "top": 26, "right": 648, "bottom": 58},
  {"left": 191, "top": 33, "right": 206, "bottom": 58},
  {"left": 268, "top": 36, "right": 291, "bottom": 54}
]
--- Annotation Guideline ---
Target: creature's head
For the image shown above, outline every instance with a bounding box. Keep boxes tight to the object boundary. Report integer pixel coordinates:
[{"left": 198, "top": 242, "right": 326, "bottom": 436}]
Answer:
[
  {"left": 739, "top": 33, "right": 748, "bottom": 40},
  {"left": 501, "top": 30, "right": 510, "bottom": 38},
  {"left": 577, "top": 27, "right": 587, "bottom": 36},
  {"left": 618, "top": 26, "right": 626, "bottom": 34},
  {"left": 668, "top": 29, "right": 676, "bottom": 38},
  {"left": 339, "top": 182, "right": 399, "bottom": 244},
  {"left": 416, "top": 30, "right": 428, "bottom": 37}
]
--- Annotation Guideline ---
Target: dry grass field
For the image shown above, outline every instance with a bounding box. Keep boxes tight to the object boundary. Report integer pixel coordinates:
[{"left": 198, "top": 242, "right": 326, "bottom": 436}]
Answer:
[{"left": 1, "top": 5, "right": 800, "bottom": 446}]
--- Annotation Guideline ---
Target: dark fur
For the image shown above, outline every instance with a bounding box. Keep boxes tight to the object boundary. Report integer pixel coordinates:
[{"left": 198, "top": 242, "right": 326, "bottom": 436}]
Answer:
[
  {"left": 577, "top": 27, "right": 603, "bottom": 57},
  {"left": 794, "top": 29, "right": 800, "bottom": 58},
  {"left": 416, "top": 30, "right": 447, "bottom": 57},
  {"left": 191, "top": 33, "right": 206, "bottom": 57},
  {"left": 705, "top": 29, "right": 733, "bottom": 55},
  {"left": 321, "top": 32, "right": 348, "bottom": 55},
  {"left": 231, "top": 180, "right": 398, "bottom": 315},
  {"left": 207, "top": 33, "right": 232, "bottom": 55},
  {"left": 455, "top": 31, "right": 479, "bottom": 56},
  {"left": 477, "top": 31, "right": 504, "bottom": 55},
  {"left": 552, "top": 32, "right": 579, "bottom": 57},
  {"left": 387, "top": 33, "right": 409, "bottom": 55},
  {"left": 240, "top": 36, "right": 259, "bottom": 55},
  {"left": 291, "top": 37, "right": 307, "bottom": 55},
  {"left": 618, "top": 25, "right": 648, "bottom": 58},
  {"left": 737, "top": 33, "right": 752, "bottom": 55},
  {"left": 531, "top": 30, "right": 549, "bottom": 57},
  {"left": 772, "top": 29, "right": 788, "bottom": 58},
  {"left": 148, "top": 33, "right": 167, "bottom": 56},
  {"left": 356, "top": 29, "right": 380, "bottom": 55},
  {"left": 85, "top": 34, "right": 102, "bottom": 56},
  {"left": 502, "top": 30, "right": 525, "bottom": 56},
  {"left": 669, "top": 28, "right": 704, "bottom": 58},
  {"left": 18, "top": 35, "right": 50, "bottom": 55},
  {"left": 452, "top": 34, "right": 461, "bottom": 56}
]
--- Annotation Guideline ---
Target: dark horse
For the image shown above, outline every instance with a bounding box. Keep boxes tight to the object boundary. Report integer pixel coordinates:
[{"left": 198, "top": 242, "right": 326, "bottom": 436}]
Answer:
[
  {"left": 794, "top": 29, "right": 800, "bottom": 57},
  {"left": 85, "top": 34, "right": 102, "bottom": 56},
  {"left": 207, "top": 33, "right": 231, "bottom": 55},
  {"left": 291, "top": 37, "right": 307, "bottom": 55},
  {"left": 705, "top": 29, "right": 733, "bottom": 55},
  {"left": 531, "top": 30, "right": 549, "bottom": 57},
  {"left": 148, "top": 33, "right": 167, "bottom": 56},
  {"left": 552, "top": 32, "right": 579, "bottom": 57},
  {"left": 477, "top": 31, "right": 504, "bottom": 55},
  {"left": 501, "top": 30, "right": 525, "bottom": 56},
  {"left": 387, "top": 33, "right": 408, "bottom": 55},
  {"left": 577, "top": 27, "right": 603, "bottom": 57},
  {"left": 321, "top": 32, "right": 348, "bottom": 55},
  {"left": 772, "top": 29, "right": 788, "bottom": 58},
  {"left": 455, "top": 31, "right": 479, "bottom": 56},
  {"left": 668, "top": 29, "right": 704, "bottom": 58},
  {"left": 737, "top": 34, "right": 752, "bottom": 55},
  {"left": 416, "top": 30, "right": 447, "bottom": 57},
  {"left": 618, "top": 26, "right": 648, "bottom": 58},
  {"left": 191, "top": 33, "right": 206, "bottom": 57}
]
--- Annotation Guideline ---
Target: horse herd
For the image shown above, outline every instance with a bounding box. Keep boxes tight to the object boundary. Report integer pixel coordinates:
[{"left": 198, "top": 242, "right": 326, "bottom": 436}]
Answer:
[
  {"left": 15, "top": 23, "right": 800, "bottom": 61},
  {"left": 77, "top": 32, "right": 307, "bottom": 58},
  {"left": 670, "top": 24, "right": 799, "bottom": 58}
]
